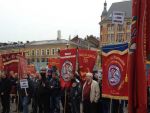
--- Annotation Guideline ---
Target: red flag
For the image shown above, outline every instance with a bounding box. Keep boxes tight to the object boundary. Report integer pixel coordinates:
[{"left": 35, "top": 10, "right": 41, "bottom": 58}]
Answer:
[
  {"left": 78, "top": 49, "right": 97, "bottom": 81},
  {"left": 18, "top": 55, "right": 28, "bottom": 79},
  {"left": 0, "top": 55, "right": 3, "bottom": 70},
  {"left": 60, "top": 49, "right": 77, "bottom": 88},
  {"left": 128, "top": 0, "right": 147, "bottom": 113},
  {"left": 146, "top": 0, "right": 150, "bottom": 58},
  {"left": 1, "top": 53, "right": 20, "bottom": 75}
]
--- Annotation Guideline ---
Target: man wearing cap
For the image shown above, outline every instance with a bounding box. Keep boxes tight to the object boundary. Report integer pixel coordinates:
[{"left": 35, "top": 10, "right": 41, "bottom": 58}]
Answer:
[{"left": 82, "top": 72, "right": 100, "bottom": 113}]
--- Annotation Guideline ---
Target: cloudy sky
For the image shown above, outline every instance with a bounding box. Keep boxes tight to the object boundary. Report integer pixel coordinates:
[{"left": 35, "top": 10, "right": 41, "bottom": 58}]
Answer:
[{"left": 0, "top": 0, "right": 125, "bottom": 42}]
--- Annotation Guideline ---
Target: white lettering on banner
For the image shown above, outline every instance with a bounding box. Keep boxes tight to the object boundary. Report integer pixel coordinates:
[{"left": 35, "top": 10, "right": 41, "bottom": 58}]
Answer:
[
  {"left": 60, "top": 55, "right": 76, "bottom": 59},
  {"left": 112, "top": 11, "right": 125, "bottom": 25},
  {"left": 20, "top": 79, "right": 29, "bottom": 89}
]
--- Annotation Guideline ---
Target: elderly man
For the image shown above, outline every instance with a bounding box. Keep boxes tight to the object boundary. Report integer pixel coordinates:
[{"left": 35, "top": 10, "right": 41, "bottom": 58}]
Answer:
[{"left": 82, "top": 72, "right": 100, "bottom": 113}]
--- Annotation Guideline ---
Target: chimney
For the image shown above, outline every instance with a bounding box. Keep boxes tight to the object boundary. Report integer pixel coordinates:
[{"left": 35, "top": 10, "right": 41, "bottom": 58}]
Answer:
[{"left": 57, "top": 30, "right": 61, "bottom": 40}]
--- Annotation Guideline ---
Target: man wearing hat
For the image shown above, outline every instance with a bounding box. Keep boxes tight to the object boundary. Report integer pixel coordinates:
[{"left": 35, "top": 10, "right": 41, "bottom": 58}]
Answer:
[{"left": 82, "top": 72, "right": 100, "bottom": 113}]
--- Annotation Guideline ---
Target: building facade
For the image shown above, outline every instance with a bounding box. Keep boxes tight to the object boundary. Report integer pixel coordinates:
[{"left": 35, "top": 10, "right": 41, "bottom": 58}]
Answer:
[{"left": 100, "top": 1, "right": 132, "bottom": 47}]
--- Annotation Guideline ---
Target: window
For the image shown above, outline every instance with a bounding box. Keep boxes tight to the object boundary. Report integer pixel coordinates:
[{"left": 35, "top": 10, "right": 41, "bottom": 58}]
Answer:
[
  {"left": 27, "top": 59, "right": 30, "bottom": 64},
  {"left": 41, "top": 49, "right": 45, "bottom": 56},
  {"left": 37, "top": 58, "right": 40, "bottom": 62},
  {"left": 51, "top": 48, "right": 55, "bottom": 55},
  {"left": 41, "top": 58, "right": 45, "bottom": 62},
  {"left": 127, "top": 22, "right": 131, "bottom": 30},
  {"left": 107, "top": 34, "right": 115, "bottom": 43},
  {"left": 117, "top": 25, "right": 124, "bottom": 31},
  {"left": 117, "top": 33, "right": 123, "bottom": 42},
  {"left": 31, "top": 58, "right": 35, "bottom": 62},
  {"left": 107, "top": 24, "right": 114, "bottom": 31},
  {"left": 36, "top": 49, "right": 40, "bottom": 56},
  {"left": 26, "top": 51, "right": 30, "bottom": 56},
  {"left": 46, "top": 49, "right": 50, "bottom": 55},
  {"left": 126, "top": 33, "right": 131, "bottom": 41},
  {"left": 31, "top": 50, "right": 35, "bottom": 56}
]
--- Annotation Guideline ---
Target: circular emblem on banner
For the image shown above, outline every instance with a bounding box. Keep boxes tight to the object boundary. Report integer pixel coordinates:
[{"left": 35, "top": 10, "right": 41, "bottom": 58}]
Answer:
[
  {"left": 61, "top": 61, "right": 73, "bottom": 82},
  {"left": 108, "top": 65, "right": 121, "bottom": 86}
]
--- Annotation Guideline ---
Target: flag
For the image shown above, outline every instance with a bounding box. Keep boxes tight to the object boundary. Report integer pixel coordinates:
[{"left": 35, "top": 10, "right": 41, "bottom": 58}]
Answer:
[
  {"left": 146, "top": 0, "right": 150, "bottom": 58},
  {"left": 60, "top": 49, "right": 77, "bottom": 88},
  {"left": 78, "top": 49, "right": 97, "bottom": 81},
  {"left": 102, "top": 43, "right": 128, "bottom": 99},
  {"left": 128, "top": 0, "right": 147, "bottom": 112},
  {"left": 18, "top": 55, "right": 28, "bottom": 79},
  {"left": 1, "top": 52, "right": 20, "bottom": 75},
  {"left": 0, "top": 55, "right": 3, "bottom": 70}
]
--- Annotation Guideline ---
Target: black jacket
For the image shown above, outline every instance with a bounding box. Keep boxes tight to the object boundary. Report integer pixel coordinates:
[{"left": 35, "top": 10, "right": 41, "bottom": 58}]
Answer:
[{"left": 0, "top": 77, "right": 11, "bottom": 95}]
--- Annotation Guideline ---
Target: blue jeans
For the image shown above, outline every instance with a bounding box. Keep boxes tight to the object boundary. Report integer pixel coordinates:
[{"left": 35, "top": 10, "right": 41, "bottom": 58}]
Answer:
[{"left": 21, "top": 96, "right": 29, "bottom": 113}]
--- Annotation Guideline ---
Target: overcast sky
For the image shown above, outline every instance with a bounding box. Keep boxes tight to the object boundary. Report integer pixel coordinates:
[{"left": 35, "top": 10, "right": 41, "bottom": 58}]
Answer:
[{"left": 0, "top": 0, "right": 125, "bottom": 42}]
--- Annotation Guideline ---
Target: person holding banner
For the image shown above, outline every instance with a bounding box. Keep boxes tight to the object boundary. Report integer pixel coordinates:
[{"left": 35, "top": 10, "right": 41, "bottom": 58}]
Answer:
[
  {"left": 0, "top": 71, "right": 11, "bottom": 113},
  {"left": 82, "top": 72, "right": 100, "bottom": 113},
  {"left": 18, "top": 73, "right": 33, "bottom": 113}
]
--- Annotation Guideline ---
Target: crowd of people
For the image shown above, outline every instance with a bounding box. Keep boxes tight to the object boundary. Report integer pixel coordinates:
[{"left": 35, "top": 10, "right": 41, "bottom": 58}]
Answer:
[{"left": 0, "top": 66, "right": 128, "bottom": 113}]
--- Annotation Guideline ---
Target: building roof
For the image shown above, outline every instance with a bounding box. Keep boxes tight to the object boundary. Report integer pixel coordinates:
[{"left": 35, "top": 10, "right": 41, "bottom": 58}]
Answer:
[
  {"left": 26, "top": 39, "right": 70, "bottom": 46},
  {"left": 102, "top": 1, "right": 131, "bottom": 21}
]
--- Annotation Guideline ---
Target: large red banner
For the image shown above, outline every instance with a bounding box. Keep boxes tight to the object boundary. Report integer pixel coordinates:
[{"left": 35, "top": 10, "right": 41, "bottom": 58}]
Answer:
[
  {"left": 60, "top": 49, "right": 77, "bottom": 88},
  {"left": 102, "top": 43, "right": 128, "bottom": 99},
  {"left": 128, "top": 0, "right": 147, "bottom": 112},
  {"left": 1, "top": 52, "right": 21, "bottom": 74},
  {"left": 78, "top": 49, "right": 97, "bottom": 81}
]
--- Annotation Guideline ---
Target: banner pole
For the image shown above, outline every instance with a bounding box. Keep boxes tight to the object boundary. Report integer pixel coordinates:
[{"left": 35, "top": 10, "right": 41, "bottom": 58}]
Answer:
[
  {"left": 64, "top": 88, "right": 67, "bottom": 113},
  {"left": 110, "top": 99, "right": 112, "bottom": 113}
]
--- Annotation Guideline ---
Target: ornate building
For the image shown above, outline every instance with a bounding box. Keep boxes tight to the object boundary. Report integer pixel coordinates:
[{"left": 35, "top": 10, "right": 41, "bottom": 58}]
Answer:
[{"left": 99, "top": 1, "right": 131, "bottom": 47}]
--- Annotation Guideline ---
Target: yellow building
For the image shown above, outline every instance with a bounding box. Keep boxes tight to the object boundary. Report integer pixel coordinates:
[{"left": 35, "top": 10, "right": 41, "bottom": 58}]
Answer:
[{"left": 100, "top": 1, "right": 131, "bottom": 47}]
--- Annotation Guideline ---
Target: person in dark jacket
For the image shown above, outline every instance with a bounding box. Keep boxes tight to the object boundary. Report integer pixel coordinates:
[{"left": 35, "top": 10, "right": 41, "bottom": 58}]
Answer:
[
  {"left": 49, "top": 72, "right": 60, "bottom": 113},
  {"left": 0, "top": 71, "right": 11, "bottom": 113},
  {"left": 31, "top": 74, "right": 39, "bottom": 113},
  {"left": 70, "top": 76, "right": 81, "bottom": 113},
  {"left": 37, "top": 68, "right": 51, "bottom": 113}
]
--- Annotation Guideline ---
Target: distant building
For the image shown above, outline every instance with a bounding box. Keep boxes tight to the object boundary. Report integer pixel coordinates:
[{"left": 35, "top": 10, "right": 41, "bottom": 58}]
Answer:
[{"left": 99, "top": 0, "right": 131, "bottom": 47}]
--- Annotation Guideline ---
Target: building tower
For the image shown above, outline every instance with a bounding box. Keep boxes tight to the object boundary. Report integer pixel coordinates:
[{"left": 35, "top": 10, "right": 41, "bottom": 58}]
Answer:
[{"left": 101, "top": 0, "right": 108, "bottom": 20}]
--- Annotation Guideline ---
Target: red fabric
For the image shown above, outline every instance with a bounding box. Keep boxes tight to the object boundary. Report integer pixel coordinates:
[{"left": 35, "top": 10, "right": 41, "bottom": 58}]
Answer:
[
  {"left": 78, "top": 49, "right": 97, "bottom": 81},
  {"left": 1, "top": 52, "right": 22, "bottom": 75},
  {"left": 102, "top": 51, "right": 128, "bottom": 99},
  {"left": 83, "top": 82, "right": 91, "bottom": 101},
  {"left": 146, "top": 0, "right": 150, "bottom": 58},
  {"left": 0, "top": 56, "right": 3, "bottom": 70},
  {"left": 18, "top": 55, "right": 28, "bottom": 79},
  {"left": 48, "top": 58, "right": 60, "bottom": 69},
  {"left": 128, "top": 0, "right": 147, "bottom": 113},
  {"left": 60, "top": 49, "right": 77, "bottom": 88}
]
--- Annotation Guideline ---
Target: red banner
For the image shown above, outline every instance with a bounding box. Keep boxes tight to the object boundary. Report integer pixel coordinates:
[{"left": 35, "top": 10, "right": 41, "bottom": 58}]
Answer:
[
  {"left": 146, "top": 0, "right": 150, "bottom": 58},
  {"left": 48, "top": 58, "right": 60, "bottom": 69},
  {"left": 128, "top": 0, "right": 147, "bottom": 113},
  {"left": 0, "top": 55, "right": 3, "bottom": 70},
  {"left": 78, "top": 49, "right": 97, "bottom": 81},
  {"left": 102, "top": 44, "right": 128, "bottom": 99},
  {"left": 1, "top": 52, "right": 23, "bottom": 74},
  {"left": 18, "top": 55, "right": 28, "bottom": 79},
  {"left": 60, "top": 49, "right": 77, "bottom": 88}
]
